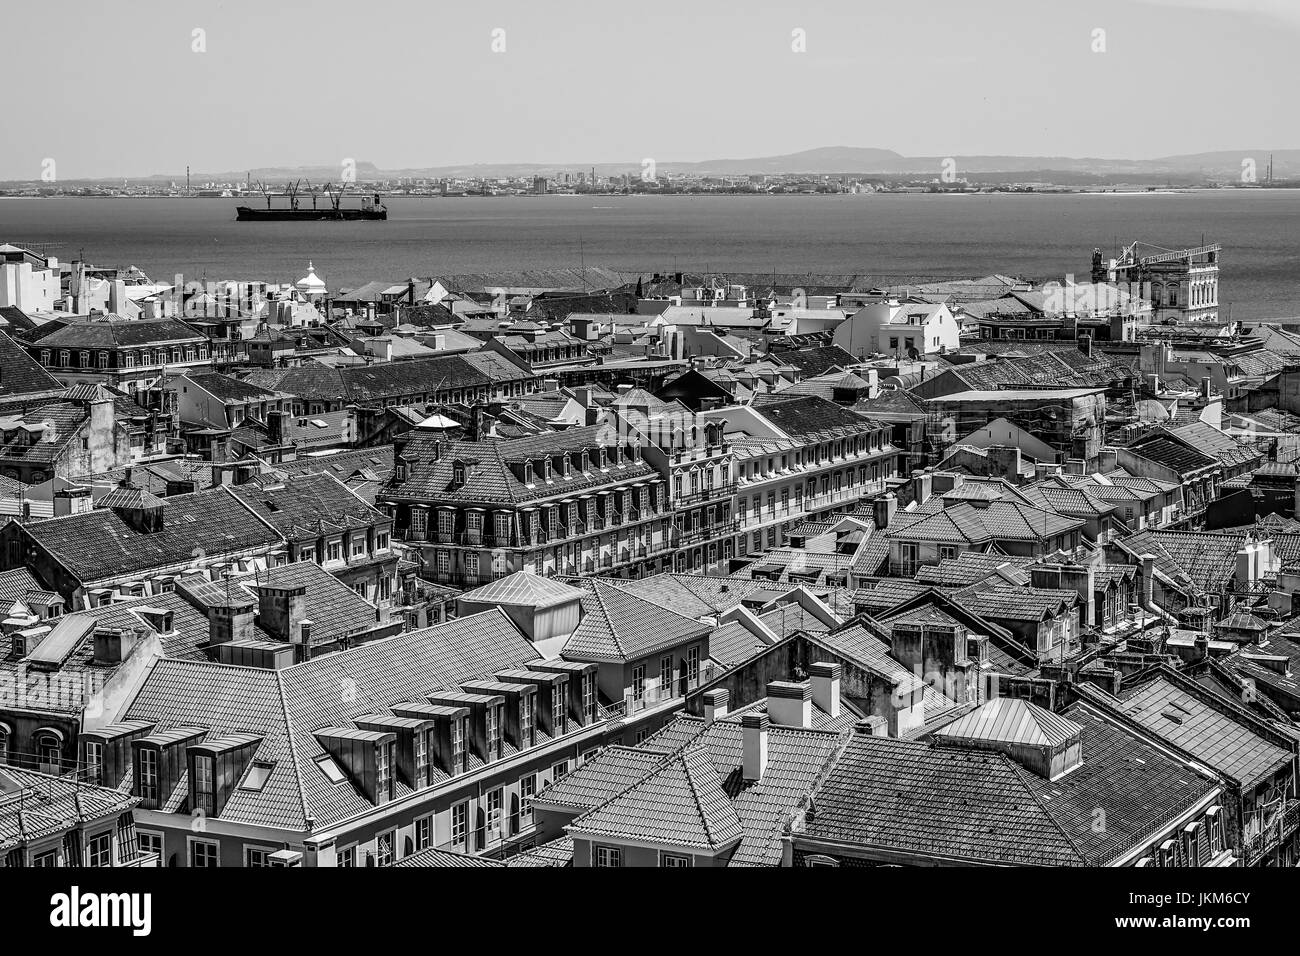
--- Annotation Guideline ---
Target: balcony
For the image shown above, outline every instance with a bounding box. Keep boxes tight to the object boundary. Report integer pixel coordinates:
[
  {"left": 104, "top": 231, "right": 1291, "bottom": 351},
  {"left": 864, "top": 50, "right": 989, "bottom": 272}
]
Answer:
[
  {"left": 674, "top": 482, "right": 738, "bottom": 507},
  {"left": 672, "top": 517, "right": 740, "bottom": 547},
  {"left": 1242, "top": 799, "right": 1300, "bottom": 865}
]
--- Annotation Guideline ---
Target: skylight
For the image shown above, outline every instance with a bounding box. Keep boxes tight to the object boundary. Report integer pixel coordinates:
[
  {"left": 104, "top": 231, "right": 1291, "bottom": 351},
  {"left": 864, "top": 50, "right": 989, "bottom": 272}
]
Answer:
[
  {"left": 240, "top": 762, "right": 275, "bottom": 791},
  {"left": 316, "top": 755, "right": 346, "bottom": 784}
]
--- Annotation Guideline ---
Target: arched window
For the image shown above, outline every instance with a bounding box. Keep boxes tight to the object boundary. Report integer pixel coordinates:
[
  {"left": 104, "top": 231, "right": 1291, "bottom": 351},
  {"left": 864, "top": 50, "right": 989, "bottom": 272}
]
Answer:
[
  {"left": 0, "top": 722, "right": 10, "bottom": 764},
  {"left": 36, "top": 728, "right": 64, "bottom": 772}
]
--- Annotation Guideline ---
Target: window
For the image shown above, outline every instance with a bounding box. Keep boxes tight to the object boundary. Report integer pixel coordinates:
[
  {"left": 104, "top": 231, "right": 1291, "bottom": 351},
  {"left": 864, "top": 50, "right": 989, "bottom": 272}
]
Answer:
[
  {"left": 38, "top": 733, "right": 61, "bottom": 772},
  {"left": 519, "top": 774, "right": 536, "bottom": 824},
  {"left": 552, "top": 684, "right": 567, "bottom": 735},
  {"left": 594, "top": 845, "right": 623, "bottom": 868},
  {"left": 519, "top": 699, "right": 534, "bottom": 748},
  {"left": 193, "top": 754, "right": 216, "bottom": 814},
  {"left": 414, "top": 729, "right": 429, "bottom": 786},
  {"left": 376, "top": 532, "right": 389, "bottom": 551},
  {"left": 375, "top": 742, "right": 392, "bottom": 798},
  {"left": 632, "top": 664, "right": 646, "bottom": 703},
  {"left": 938, "top": 545, "right": 958, "bottom": 561},
  {"left": 451, "top": 717, "right": 466, "bottom": 773},
  {"left": 376, "top": 831, "right": 395, "bottom": 866},
  {"left": 662, "top": 853, "right": 692, "bottom": 868},
  {"left": 138, "top": 831, "right": 163, "bottom": 861},
  {"left": 327, "top": 540, "right": 342, "bottom": 563},
  {"left": 582, "top": 673, "right": 596, "bottom": 722},
  {"left": 189, "top": 839, "right": 219, "bottom": 868},
  {"left": 85, "top": 741, "right": 103, "bottom": 785},
  {"left": 486, "top": 705, "right": 501, "bottom": 760},
  {"left": 451, "top": 801, "right": 469, "bottom": 847},
  {"left": 337, "top": 844, "right": 356, "bottom": 867},
  {"left": 687, "top": 646, "right": 700, "bottom": 685},
  {"left": 414, "top": 816, "right": 432, "bottom": 851},
  {"left": 86, "top": 832, "right": 113, "bottom": 867},
  {"left": 245, "top": 847, "right": 271, "bottom": 868},
  {"left": 351, "top": 536, "right": 366, "bottom": 558},
  {"left": 660, "top": 654, "right": 674, "bottom": 699},
  {"left": 139, "top": 748, "right": 159, "bottom": 802},
  {"left": 551, "top": 760, "right": 569, "bottom": 782},
  {"left": 581, "top": 748, "right": 600, "bottom": 765},
  {"left": 410, "top": 508, "right": 428, "bottom": 538},
  {"left": 33, "top": 850, "right": 58, "bottom": 867},
  {"left": 486, "top": 788, "right": 503, "bottom": 838}
]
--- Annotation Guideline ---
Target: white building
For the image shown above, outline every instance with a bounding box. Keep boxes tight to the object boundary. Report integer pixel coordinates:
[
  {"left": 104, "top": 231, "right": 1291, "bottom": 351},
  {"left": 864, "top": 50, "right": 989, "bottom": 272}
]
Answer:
[
  {"left": 0, "top": 245, "right": 60, "bottom": 313},
  {"left": 833, "top": 300, "right": 959, "bottom": 360}
]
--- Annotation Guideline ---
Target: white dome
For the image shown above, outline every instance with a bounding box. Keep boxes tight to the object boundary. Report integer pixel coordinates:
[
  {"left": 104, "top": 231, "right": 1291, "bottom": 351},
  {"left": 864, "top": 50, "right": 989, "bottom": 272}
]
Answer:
[{"left": 296, "top": 261, "right": 326, "bottom": 293}]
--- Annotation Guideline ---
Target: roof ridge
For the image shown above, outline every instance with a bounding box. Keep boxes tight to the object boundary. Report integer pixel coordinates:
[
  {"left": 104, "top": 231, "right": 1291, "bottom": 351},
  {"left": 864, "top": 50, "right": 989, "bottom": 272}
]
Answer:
[
  {"left": 999, "top": 752, "right": 1090, "bottom": 864},
  {"left": 274, "top": 668, "right": 315, "bottom": 831}
]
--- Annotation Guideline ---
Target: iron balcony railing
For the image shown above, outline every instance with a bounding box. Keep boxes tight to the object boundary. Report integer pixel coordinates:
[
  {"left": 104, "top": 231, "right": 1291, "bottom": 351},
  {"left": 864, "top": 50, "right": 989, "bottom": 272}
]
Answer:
[
  {"left": 673, "top": 483, "right": 738, "bottom": 507},
  {"left": 1242, "top": 799, "right": 1300, "bottom": 865}
]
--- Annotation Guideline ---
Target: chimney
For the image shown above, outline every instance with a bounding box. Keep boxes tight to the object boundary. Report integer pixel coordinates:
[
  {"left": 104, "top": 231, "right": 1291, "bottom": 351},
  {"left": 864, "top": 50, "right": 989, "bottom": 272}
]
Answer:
[
  {"left": 766, "top": 680, "right": 812, "bottom": 728},
  {"left": 267, "top": 409, "right": 287, "bottom": 445},
  {"left": 809, "top": 662, "right": 841, "bottom": 718},
  {"left": 741, "top": 712, "right": 768, "bottom": 781},
  {"left": 1236, "top": 544, "right": 1255, "bottom": 587},
  {"left": 854, "top": 716, "right": 887, "bottom": 737},
  {"left": 873, "top": 493, "right": 897, "bottom": 530},
  {"left": 256, "top": 583, "right": 307, "bottom": 644},
  {"left": 108, "top": 279, "right": 126, "bottom": 315},
  {"left": 93, "top": 626, "right": 139, "bottom": 665},
  {"left": 703, "top": 688, "right": 729, "bottom": 725},
  {"left": 1078, "top": 333, "right": 1092, "bottom": 358},
  {"left": 1200, "top": 376, "right": 1212, "bottom": 400},
  {"left": 208, "top": 598, "right": 255, "bottom": 647},
  {"left": 1140, "top": 553, "right": 1156, "bottom": 608}
]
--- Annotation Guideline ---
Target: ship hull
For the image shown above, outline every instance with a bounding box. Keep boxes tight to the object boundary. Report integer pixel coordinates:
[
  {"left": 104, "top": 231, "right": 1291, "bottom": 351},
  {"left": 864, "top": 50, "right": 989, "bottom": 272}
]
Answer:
[{"left": 235, "top": 206, "right": 387, "bottom": 221}]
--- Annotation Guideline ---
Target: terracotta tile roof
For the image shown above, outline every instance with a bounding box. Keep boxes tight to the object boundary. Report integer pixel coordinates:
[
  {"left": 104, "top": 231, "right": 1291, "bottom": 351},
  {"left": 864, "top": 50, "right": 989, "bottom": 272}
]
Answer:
[
  {"left": 227, "top": 472, "right": 382, "bottom": 542},
  {"left": 384, "top": 426, "right": 659, "bottom": 506},
  {"left": 0, "top": 766, "right": 138, "bottom": 851},
  {"left": 801, "top": 734, "right": 1086, "bottom": 865},
  {"left": 532, "top": 746, "right": 669, "bottom": 812},
  {"left": 503, "top": 837, "right": 573, "bottom": 867},
  {"left": 562, "top": 579, "right": 711, "bottom": 664},
  {"left": 21, "top": 486, "right": 281, "bottom": 585},
  {"left": 392, "top": 847, "right": 503, "bottom": 867},
  {"left": 567, "top": 745, "right": 743, "bottom": 851},
  {"left": 1018, "top": 702, "right": 1219, "bottom": 863},
  {"left": 0, "top": 330, "right": 62, "bottom": 395},
  {"left": 123, "top": 609, "right": 540, "bottom": 830},
  {"left": 886, "top": 500, "right": 1084, "bottom": 545}
]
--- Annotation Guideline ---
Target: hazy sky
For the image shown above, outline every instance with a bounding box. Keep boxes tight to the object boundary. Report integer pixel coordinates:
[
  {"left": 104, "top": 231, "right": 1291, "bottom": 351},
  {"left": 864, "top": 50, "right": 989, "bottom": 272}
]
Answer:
[{"left": 4, "top": 0, "right": 1297, "bottom": 179}]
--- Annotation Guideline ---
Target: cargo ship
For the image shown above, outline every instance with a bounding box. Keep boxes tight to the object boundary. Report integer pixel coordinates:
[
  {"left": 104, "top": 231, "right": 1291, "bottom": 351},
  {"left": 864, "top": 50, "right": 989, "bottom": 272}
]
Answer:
[{"left": 236, "top": 180, "right": 387, "bottom": 221}]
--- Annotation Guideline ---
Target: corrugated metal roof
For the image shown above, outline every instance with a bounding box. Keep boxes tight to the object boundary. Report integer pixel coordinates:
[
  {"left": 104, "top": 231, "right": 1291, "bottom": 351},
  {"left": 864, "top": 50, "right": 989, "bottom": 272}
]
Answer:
[{"left": 935, "top": 698, "right": 1082, "bottom": 748}]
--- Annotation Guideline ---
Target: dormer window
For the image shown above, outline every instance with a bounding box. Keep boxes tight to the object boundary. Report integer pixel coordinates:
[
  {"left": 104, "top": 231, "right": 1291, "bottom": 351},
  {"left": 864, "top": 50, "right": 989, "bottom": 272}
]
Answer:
[
  {"left": 580, "top": 450, "right": 590, "bottom": 472},
  {"left": 452, "top": 461, "right": 466, "bottom": 487},
  {"left": 194, "top": 754, "right": 216, "bottom": 815},
  {"left": 598, "top": 448, "right": 608, "bottom": 468},
  {"left": 375, "top": 741, "right": 393, "bottom": 800},
  {"left": 543, "top": 457, "right": 553, "bottom": 480}
]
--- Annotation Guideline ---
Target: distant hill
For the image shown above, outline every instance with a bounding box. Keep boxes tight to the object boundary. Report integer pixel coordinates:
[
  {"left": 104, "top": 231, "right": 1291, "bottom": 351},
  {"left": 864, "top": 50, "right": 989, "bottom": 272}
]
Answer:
[{"left": 14, "top": 145, "right": 1300, "bottom": 185}]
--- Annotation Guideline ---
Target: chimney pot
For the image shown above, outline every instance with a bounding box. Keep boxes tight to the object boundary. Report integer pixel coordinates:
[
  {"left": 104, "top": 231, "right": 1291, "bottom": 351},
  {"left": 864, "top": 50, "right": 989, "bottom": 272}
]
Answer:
[
  {"left": 703, "top": 688, "right": 729, "bottom": 725},
  {"left": 809, "top": 662, "right": 841, "bottom": 719},
  {"left": 741, "top": 712, "right": 769, "bottom": 781},
  {"left": 766, "top": 680, "right": 813, "bottom": 728}
]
